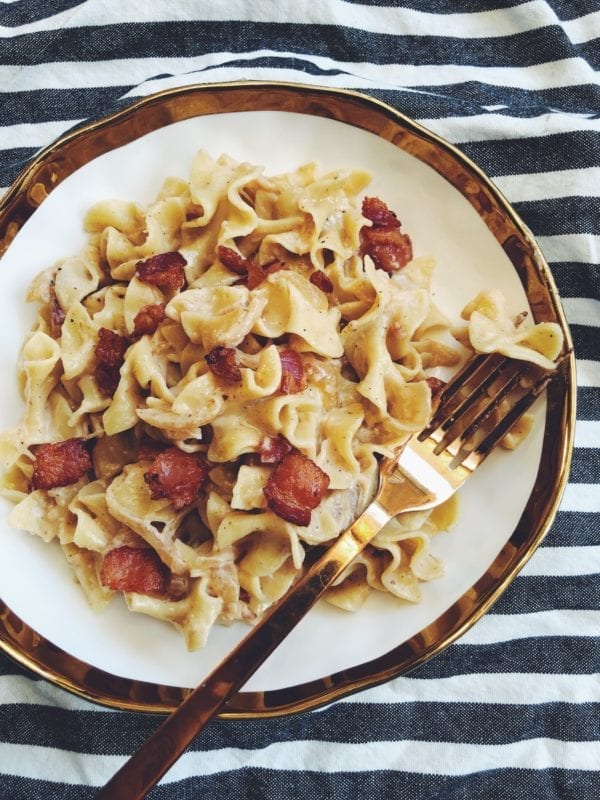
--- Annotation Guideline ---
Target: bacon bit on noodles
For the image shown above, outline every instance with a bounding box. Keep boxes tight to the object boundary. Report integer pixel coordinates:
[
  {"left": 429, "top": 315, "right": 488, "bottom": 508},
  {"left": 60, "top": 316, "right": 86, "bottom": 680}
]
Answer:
[
  {"left": 279, "top": 349, "right": 307, "bottom": 394},
  {"left": 218, "top": 245, "right": 287, "bottom": 289},
  {"left": 133, "top": 303, "right": 165, "bottom": 337},
  {"left": 205, "top": 346, "right": 242, "bottom": 383},
  {"left": 263, "top": 451, "right": 330, "bottom": 526},
  {"left": 360, "top": 196, "right": 413, "bottom": 272},
  {"left": 309, "top": 270, "right": 334, "bottom": 293},
  {"left": 100, "top": 546, "right": 168, "bottom": 595},
  {"left": 258, "top": 434, "right": 293, "bottom": 464},
  {"left": 136, "top": 251, "right": 187, "bottom": 292},
  {"left": 144, "top": 447, "right": 210, "bottom": 511},
  {"left": 94, "top": 327, "right": 129, "bottom": 396},
  {"left": 30, "top": 438, "right": 92, "bottom": 491}
]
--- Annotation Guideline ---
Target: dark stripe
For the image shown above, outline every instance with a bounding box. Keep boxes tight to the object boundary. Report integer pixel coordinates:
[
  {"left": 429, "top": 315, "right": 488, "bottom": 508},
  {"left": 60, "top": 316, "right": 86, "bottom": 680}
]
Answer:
[
  {"left": 0, "top": 86, "right": 132, "bottom": 125},
  {"left": 490, "top": 573, "right": 600, "bottom": 614},
  {"left": 568, "top": 447, "right": 600, "bottom": 482},
  {"left": 459, "top": 131, "right": 600, "bottom": 177},
  {"left": 0, "top": 699, "right": 598, "bottom": 754},
  {"left": 0, "top": 0, "right": 84, "bottom": 27},
  {"left": 404, "top": 81, "right": 600, "bottom": 117},
  {"left": 0, "top": 147, "right": 41, "bottom": 188},
  {"left": 0, "top": 769, "right": 599, "bottom": 800},
  {"left": 550, "top": 262, "right": 600, "bottom": 300},
  {"left": 545, "top": 511, "right": 600, "bottom": 546},
  {"left": 341, "top": 0, "right": 529, "bottom": 10},
  {"left": 0, "top": 22, "right": 585, "bottom": 68},
  {"left": 513, "top": 197, "right": 600, "bottom": 237},
  {"left": 576, "top": 387, "right": 600, "bottom": 421},
  {"left": 150, "top": 769, "right": 600, "bottom": 800},
  {"left": 414, "top": 636, "right": 600, "bottom": 678},
  {"left": 570, "top": 325, "right": 600, "bottom": 362}
]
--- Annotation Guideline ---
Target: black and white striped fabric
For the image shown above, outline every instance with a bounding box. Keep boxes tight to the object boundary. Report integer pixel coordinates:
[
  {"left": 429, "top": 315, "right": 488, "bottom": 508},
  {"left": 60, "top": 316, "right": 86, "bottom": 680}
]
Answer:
[{"left": 1, "top": 1, "right": 599, "bottom": 798}]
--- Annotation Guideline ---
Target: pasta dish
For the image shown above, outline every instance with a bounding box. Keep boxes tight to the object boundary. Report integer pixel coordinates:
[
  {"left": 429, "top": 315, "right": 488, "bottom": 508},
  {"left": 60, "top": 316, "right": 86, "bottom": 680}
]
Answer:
[{"left": 0, "top": 151, "right": 563, "bottom": 649}]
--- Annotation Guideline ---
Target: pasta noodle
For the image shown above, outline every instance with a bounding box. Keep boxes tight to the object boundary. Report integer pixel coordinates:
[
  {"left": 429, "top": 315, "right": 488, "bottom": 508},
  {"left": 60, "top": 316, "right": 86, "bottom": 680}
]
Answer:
[{"left": 0, "top": 151, "right": 564, "bottom": 650}]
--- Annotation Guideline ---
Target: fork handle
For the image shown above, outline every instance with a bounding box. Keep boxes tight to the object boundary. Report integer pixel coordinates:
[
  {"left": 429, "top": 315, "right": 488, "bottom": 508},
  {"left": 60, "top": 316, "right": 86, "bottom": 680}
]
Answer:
[{"left": 96, "top": 500, "right": 393, "bottom": 799}]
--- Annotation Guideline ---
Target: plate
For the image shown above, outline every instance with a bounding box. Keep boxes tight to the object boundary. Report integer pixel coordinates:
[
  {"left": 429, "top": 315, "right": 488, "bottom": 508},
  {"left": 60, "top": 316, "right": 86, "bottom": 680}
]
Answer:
[{"left": 0, "top": 82, "right": 575, "bottom": 716}]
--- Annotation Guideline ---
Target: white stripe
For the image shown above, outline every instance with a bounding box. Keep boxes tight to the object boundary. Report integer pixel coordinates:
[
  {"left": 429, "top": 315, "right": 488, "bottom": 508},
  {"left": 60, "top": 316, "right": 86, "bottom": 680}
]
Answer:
[
  {"left": 560, "top": 482, "right": 600, "bottom": 513},
  {"left": 563, "top": 11, "right": 600, "bottom": 44},
  {"left": 0, "top": 0, "right": 579, "bottom": 40},
  {"left": 561, "top": 297, "right": 600, "bottom": 327},
  {"left": 420, "top": 112, "right": 599, "bottom": 146},
  {"left": 520, "top": 545, "right": 600, "bottom": 577},
  {"left": 0, "top": 120, "right": 81, "bottom": 150},
  {"left": 0, "top": 737, "right": 597, "bottom": 784},
  {"left": 494, "top": 168, "right": 600, "bottom": 202},
  {"left": 458, "top": 609, "right": 600, "bottom": 645},
  {"left": 573, "top": 359, "right": 600, "bottom": 388},
  {"left": 1, "top": 52, "right": 596, "bottom": 94},
  {"left": 537, "top": 234, "right": 600, "bottom": 265},
  {"left": 340, "top": 672, "right": 600, "bottom": 705},
  {"left": 560, "top": 483, "right": 600, "bottom": 514},
  {"left": 574, "top": 420, "right": 600, "bottom": 449}
]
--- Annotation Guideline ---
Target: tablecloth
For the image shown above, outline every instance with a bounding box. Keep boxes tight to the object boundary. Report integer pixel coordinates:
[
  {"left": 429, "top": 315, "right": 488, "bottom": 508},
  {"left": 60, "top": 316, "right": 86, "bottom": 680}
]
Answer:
[{"left": 0, "top": 1, "right": 598, "bottom": 798}]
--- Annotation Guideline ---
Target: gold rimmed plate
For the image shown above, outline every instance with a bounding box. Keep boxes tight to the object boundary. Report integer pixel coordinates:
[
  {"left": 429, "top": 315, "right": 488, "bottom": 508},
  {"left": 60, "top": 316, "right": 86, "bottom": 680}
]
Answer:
[{"left": 0, "top": 82, "right": 575, "bottom": 716}]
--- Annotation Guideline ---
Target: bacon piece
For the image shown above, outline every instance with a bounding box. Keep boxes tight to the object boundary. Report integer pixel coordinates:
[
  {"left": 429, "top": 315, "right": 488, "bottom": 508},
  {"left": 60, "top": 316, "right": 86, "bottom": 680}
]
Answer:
[
  {"left": 360, "top": 227, "right": 413, "bottom": 273},
  {"left": 279, "top": 350, "right": 306, "bottom": 394},
  {"left": 136, "top": 251, "right": 186, "bottom": 293},
  {"left": 360, "top": 196, "right": 413, "bottom": 272},
  {"left": 133, "top": 303, "right": 165, "bottom": 337},
  {"left": 426, "top": 376, "right": 446, "bottom": 396},
  {"left": 205, "top": 346, "right": 242, "bottom": 383},
  {"left": 263, "top": 451, "right": 330, "bottom": 526},
  {"left": 218, "top": 246, "right": 286, "bottom": 289},
  {"left": 94, "top": 327, "right": 129, "bottom": 396},
  {"left": 309, "top": 271, "right": 334, "bottom": 293},
  {"left": 100, "top": 546, "right": 168, "bottom": 595},
  {"left": 30, "top": 438, "right": 92, "bottom": 490},
  {"left": 218, "top": 245, "right": 248, "bottom": 275},
  {"left": 362, "top": 196, "right": 401, "bottom": 228},
  {"left": 144, "top": 447, "right": 209, "bottom": 510},
  {"left": 258, "top": 435, "right": 293, "bottom": 464}
]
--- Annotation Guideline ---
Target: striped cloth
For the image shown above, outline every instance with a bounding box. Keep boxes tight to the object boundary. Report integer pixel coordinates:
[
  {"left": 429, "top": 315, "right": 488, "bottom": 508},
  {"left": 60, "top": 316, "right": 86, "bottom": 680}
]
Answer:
[{"left": 1, "top": 1, "right": 599, "bottom": 797}]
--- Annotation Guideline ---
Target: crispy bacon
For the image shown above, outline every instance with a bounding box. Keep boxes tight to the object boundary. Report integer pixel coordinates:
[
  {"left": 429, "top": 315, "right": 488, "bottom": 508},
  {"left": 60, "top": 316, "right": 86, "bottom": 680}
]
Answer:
[
  {"left": 258, "top": 435, "right": 293, "bottom": 464},
  {"left": 360, "top": 196, "right": 413, "bottom": 272},
  {"left": 362, "top": 196, "right": 401, "bottom": 228},
  {"left": 133, "top": 303, "right": 165, "bottom": 337},
  {"left": 144, "top": 447, "right": 209, "bottom": 510},
  {"left": 94, "top": 327, "right": 129, "bottom": 396},
  {"left": 205, "top": 346, "right": 242, "bottom": 383},
  {"left": 30, "top": 438, "right": 92, "bottom": 491},
  {"left": 218, "top": 245, "right": 287, "bottom": 289},
  {"left": 309, "top": 271, "right": 334, "bottom": 293},
  {"left": 426, "top": 376, "right": 446, "bottom": 396},
  {"left": 100, "top": 546, "right": 168, "bottom": 595},
  {"left": 263, "top": 451, "right": 330, "bottom": 526},
  {"left": 218, "top": 245, "right": 248, "bottom": 275},
  {"left": 136, "top": 251, "right": 186, "bottom": 292},
  {"left": 279, "top": 349, "right": 307, "bottom": 394}
]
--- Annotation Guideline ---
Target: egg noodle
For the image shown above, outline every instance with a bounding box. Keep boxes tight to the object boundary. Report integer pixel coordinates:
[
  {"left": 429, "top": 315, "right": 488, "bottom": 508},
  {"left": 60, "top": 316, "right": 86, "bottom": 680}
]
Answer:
[{"left": 0, "top": 151, "right": 563, "bottom": 649}]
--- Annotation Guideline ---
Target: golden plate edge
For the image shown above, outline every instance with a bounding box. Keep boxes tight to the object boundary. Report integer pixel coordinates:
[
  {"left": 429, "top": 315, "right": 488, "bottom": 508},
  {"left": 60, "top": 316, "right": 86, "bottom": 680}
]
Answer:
[{"left": 0, "top": 80, "right": 576, "bottom": 717}]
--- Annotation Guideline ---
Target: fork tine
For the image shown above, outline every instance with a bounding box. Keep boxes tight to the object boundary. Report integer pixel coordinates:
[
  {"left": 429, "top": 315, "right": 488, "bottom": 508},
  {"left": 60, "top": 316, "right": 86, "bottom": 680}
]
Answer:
[
  {"left": 461, "top": 368, "right": 555, "bottom": 467},
  {"left": 419, "top": 353, "right": 517, "bottom": 445}
]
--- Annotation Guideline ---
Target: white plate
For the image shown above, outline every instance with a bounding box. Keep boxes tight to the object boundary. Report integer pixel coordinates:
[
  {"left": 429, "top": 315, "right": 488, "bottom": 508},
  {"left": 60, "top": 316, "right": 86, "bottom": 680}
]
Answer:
[{"left": 0, "top": 87, "right": 572, "bottom": 708}]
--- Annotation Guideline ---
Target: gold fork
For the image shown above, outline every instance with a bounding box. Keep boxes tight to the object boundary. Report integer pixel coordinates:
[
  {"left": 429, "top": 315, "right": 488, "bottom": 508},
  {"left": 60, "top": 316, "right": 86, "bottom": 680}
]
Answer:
[{"left": 96, "top": 351, "right": 562, "bottom": 799}]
